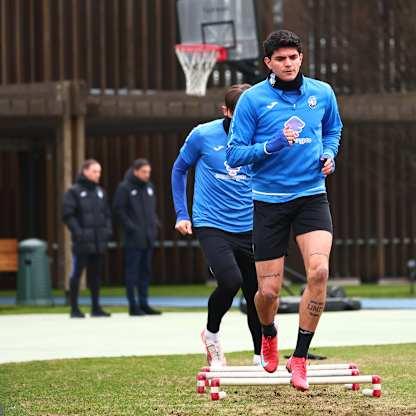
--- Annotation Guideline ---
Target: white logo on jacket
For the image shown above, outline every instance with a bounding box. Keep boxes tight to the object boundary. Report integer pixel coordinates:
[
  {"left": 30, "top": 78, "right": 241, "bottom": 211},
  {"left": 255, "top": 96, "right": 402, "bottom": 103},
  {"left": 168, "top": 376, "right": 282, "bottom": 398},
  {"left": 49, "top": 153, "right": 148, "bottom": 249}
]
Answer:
[
  {"left": 97, "top": 189, "right": 104, "bottom": 199},
  {"left": 266, "top": 101, "right": 278, "bottom": 109},
  {"left": 213, "top": 145, "right": 224, "bottom": 151},
  {"left": 224, "top": 161, "right": 241, "bottom": 177},
  {"left": 80, "top": 191, "right": 87, "bottom": 198},
  {"left": 147, "top": 187, "right": 154, "bottom": 197},
  {"left": 131, "top": 189, "right": 138, "bottom": 196},
  {"left": 308, "top": 96, "right": 317, "bottom": 109}
]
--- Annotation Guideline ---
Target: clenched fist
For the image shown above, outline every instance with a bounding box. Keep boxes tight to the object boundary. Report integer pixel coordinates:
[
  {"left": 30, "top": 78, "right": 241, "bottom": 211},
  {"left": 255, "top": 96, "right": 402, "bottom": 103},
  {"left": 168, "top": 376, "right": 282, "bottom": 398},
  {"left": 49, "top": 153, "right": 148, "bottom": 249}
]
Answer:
[{"left": 175, "top": 219, "right": 193, "bottom": 235}]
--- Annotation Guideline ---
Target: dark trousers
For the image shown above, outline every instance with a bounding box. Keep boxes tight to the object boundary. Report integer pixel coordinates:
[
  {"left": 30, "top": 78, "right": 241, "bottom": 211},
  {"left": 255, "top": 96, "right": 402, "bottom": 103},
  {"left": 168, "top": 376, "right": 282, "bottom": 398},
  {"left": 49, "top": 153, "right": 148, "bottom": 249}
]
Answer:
[
  {"left": 124, "top": 247, "right": 153, "bottom": 308},
  {"left": 69, "top": 253, "right": 104, "bottom": 311},
  {"left": 195, "top": 227, "right": 262, "bottom": 355}
]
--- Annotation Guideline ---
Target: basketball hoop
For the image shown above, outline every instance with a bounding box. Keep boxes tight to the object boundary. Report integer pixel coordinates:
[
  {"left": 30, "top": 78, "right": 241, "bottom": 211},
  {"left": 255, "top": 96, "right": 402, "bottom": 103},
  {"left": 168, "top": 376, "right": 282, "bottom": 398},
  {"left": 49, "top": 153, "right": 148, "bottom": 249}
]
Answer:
[{"left": 175, "top": 43, "right": 227, "bottom": 96}]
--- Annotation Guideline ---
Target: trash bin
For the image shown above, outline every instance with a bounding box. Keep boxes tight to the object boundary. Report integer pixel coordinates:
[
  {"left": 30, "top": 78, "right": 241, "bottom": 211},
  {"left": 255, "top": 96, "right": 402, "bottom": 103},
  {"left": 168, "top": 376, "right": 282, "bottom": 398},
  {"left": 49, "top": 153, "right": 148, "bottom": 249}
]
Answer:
[{"left": 16, "top": 239, "right": 53, "bottom": 306}]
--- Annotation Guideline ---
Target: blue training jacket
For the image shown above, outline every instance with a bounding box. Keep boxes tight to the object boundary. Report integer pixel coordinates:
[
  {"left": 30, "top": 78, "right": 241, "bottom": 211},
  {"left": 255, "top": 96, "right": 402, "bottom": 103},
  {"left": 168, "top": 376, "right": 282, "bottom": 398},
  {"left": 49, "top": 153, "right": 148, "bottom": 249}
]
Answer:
[
  {"left": 226, "top": 75, "right": 343, "bottom": 203},
  {"left": 173, "top": 118, "right": 253, "bottom": 233}
]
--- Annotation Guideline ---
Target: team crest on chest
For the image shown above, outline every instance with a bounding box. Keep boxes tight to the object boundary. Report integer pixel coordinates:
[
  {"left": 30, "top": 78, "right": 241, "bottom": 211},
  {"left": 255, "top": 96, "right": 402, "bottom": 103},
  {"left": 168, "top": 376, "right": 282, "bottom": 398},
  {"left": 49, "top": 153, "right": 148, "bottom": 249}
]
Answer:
[
  {"left": 308, "top": 95, "right": 317, "bottom": 109},
  {"left": 147, "top": 187, "right": 154, "bottom": 196}
]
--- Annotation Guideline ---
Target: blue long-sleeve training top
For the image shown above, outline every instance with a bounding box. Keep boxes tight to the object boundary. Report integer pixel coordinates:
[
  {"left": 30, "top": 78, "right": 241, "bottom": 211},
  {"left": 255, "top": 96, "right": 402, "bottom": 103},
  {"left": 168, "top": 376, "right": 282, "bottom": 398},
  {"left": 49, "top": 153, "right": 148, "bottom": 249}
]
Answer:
[
  {"left": 171, "top": 118, "right": 253, "bottom": 233},
  {"left": 226, "top": 75, "right": 343, "bottom": 203}
]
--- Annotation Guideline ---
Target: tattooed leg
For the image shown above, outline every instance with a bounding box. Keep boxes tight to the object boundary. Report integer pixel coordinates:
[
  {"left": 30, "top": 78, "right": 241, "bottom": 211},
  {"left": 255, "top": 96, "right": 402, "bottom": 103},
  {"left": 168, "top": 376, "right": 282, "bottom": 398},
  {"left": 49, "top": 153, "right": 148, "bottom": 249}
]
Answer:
[
  {"left": 254, "top": 257, "right": 284, "bottom": 325},
  {"left": 299, "top": 253, "right": 330, "bottom": 331}
]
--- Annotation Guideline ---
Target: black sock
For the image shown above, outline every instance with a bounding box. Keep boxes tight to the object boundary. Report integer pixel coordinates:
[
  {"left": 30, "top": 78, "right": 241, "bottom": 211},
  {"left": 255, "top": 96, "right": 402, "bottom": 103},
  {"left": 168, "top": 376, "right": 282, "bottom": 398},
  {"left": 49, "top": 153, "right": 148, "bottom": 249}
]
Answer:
[
  {"left": 293, "top": 327, "right": 314, "bottom": 358},
  {"left": 262, "top": 323, "right": 277, "bottom": 337}
]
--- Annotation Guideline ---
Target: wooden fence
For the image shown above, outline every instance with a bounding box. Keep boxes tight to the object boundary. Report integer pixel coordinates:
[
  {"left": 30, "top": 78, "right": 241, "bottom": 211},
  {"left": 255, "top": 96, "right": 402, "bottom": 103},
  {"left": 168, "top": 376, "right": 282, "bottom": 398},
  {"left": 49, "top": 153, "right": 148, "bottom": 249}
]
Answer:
[{"left": 0, "top": 0, "right": 415, "bottom": 286}]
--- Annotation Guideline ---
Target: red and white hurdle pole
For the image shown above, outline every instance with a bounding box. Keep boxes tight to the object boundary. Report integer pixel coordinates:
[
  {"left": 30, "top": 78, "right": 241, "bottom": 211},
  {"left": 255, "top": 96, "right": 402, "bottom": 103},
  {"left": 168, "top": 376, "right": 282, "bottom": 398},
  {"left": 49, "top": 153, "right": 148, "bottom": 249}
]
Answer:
[
  {"left": 201, "top": 363, "right": 358, "bottom": 373},
  {"left": 197, "top": 369, "right": 360, "bottom": 392},
  {"left": 209, "top": 375, "right": 382, "bottom": 400}
]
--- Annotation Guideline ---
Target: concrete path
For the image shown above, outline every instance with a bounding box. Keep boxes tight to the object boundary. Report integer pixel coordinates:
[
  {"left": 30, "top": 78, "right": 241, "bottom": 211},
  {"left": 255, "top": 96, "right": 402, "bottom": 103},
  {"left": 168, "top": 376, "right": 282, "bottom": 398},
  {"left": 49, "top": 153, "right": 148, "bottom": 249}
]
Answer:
[{"left": 1, "top": 310, "right": 415, "bottom": 364}]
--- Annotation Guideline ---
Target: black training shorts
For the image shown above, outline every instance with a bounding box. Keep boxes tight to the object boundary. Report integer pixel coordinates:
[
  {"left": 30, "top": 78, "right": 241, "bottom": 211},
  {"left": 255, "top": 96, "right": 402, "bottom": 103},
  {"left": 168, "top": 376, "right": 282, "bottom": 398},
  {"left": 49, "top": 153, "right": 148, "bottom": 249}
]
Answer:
[{"left": 253, "top": 193, "right": 333, "bottom": 261}]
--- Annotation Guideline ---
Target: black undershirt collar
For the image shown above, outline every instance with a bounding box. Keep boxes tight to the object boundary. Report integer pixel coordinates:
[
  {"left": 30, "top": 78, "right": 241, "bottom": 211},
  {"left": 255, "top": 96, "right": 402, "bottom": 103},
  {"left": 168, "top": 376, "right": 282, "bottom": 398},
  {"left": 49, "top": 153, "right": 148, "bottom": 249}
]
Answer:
[{"left": 269, "top": 71, "right": 303, "bottom": 91}]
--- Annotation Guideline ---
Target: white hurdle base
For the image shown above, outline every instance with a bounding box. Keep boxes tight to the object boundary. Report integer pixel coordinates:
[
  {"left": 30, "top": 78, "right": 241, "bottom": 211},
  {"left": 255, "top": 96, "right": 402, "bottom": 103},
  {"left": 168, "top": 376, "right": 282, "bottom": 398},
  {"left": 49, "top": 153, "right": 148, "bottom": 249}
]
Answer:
[{"left": 209, "top": 375, "right": 382, "bottom": 400}]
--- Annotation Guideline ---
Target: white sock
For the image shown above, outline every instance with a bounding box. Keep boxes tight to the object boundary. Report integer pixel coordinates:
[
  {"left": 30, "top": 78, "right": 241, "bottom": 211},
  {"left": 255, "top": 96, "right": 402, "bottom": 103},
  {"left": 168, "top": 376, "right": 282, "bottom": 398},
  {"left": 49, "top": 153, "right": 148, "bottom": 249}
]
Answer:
[
  {"left": 253, "top": 354, "right": 262, "bottom": 365},
  {"left": 205, "top": 328, "right": 219, "bottom": 342}
]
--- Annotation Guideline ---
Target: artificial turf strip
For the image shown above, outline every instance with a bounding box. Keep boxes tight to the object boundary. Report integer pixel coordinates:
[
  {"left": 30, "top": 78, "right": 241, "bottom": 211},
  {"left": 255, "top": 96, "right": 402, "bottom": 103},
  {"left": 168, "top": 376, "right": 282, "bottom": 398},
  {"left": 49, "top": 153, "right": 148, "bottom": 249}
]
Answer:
[{"left": 0, "top": 344, "right": 415, "bottom": 416}]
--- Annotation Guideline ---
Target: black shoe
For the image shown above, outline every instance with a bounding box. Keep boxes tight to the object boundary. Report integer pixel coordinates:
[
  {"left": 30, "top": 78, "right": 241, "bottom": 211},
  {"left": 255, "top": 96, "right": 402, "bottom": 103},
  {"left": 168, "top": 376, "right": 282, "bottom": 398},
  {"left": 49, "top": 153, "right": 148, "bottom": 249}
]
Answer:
[
  {"left": 141, "top": 305, "right": 162, "bottom": 315},
  {"left": 91, "top": 308, "right": 111, "bottom": 317},
  {"left": 70, "top": 309, "right": 85, "bottom": 318},
  {"left": 129, "top": 306, "right": 146, "bottom": 316}
]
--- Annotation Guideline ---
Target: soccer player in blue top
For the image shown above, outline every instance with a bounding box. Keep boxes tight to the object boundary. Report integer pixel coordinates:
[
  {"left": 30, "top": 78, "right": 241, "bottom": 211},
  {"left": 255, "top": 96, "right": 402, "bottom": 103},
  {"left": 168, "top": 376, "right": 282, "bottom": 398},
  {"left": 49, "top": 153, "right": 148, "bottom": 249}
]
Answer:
[
  {"left": 227, "top": 30, "right": 343, "bottom": 390},
  {"left": 171, "top": 84, "right": 261, "bottom": 367}
]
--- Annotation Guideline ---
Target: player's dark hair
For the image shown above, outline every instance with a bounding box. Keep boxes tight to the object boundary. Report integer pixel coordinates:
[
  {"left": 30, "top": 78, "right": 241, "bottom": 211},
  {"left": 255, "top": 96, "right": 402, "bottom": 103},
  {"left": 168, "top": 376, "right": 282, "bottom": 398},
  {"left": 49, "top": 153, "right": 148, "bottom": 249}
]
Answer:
[
  {"left": 263, "top": 30, "right": 302, "bottom": 58},
  {"left": 132, "top": 158, "right": 150, "bottom": 171},
  {"left": 224, "top": 83, "right": 251, "bottom": 112},
  {"left": 82, "top": 159, "right": 100, "bottom": 172}
]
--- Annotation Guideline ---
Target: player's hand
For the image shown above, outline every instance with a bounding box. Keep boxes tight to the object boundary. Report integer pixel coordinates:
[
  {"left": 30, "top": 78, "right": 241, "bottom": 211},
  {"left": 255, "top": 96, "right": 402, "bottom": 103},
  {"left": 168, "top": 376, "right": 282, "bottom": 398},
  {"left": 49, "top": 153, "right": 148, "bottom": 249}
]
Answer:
[
  {"left": 265, "top": 128, "right": 297, "bottom": 153},
  {"left": 283, "top": 127, "right": 298, "bottom": 145},
  {"left": 321, "top": 155, "right": 335, "bottom": 176},
  {"left": 175, "top": 219, "right": 193, "bottom": 235}
]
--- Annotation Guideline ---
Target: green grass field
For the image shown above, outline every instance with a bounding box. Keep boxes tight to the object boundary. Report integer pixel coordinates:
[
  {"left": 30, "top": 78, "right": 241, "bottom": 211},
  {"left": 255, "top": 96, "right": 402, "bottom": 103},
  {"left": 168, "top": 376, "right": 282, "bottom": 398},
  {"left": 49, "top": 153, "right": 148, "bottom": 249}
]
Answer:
[{"left": 0, "top": 344, "right": 415, "bottom": 416}]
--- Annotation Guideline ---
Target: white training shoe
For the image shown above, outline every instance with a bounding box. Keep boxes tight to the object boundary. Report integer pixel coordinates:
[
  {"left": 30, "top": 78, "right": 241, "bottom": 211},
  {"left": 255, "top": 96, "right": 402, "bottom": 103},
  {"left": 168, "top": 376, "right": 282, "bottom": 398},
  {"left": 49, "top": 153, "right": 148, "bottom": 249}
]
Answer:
[
  {"left": 201, "top": 329, "right": 226, "bottom": 367},
  {"left": 252, "top": 354, "right": 262, "bottom": 366}
]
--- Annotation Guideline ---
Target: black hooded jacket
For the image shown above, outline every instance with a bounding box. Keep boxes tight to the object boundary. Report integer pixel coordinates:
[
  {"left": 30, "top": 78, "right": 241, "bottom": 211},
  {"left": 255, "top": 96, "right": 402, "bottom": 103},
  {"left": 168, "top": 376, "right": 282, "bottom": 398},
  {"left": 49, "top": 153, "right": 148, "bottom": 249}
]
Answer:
[
  {"left": 113, "top": 169, "right": 159, "bottom": 248},
  {"left": 62, "top": 175, "right": 112, "bottom": 254}
]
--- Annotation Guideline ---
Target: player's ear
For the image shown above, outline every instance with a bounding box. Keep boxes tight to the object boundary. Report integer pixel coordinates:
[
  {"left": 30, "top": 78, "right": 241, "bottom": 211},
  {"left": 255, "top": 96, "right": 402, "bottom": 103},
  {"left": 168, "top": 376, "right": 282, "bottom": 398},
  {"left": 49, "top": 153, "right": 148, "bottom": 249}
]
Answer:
[
  {"left": 221, "top": 105, "right": 228, "bottom": 117},
  {"left": 264, "top": 56, "right": 272, "bottom": 71},
  {"left": 299, "top": 52, "right": 303, "bottom": 64}
]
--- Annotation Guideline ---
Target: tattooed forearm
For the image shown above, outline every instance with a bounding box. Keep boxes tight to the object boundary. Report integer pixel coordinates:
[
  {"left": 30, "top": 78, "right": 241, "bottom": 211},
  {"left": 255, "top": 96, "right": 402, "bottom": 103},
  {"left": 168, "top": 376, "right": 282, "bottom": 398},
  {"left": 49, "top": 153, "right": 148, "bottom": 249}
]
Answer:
[{"left": 307, "top": 300, "right": 324, "bottom": 317}]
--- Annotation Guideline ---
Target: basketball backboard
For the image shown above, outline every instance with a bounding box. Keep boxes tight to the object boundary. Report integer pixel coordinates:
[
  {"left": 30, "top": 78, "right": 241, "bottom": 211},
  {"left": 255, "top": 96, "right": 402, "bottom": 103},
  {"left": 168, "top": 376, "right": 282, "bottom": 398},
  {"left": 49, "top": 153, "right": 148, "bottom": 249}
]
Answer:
[{"left": 177, "top": 0, "right": 259, "bottom": 61}]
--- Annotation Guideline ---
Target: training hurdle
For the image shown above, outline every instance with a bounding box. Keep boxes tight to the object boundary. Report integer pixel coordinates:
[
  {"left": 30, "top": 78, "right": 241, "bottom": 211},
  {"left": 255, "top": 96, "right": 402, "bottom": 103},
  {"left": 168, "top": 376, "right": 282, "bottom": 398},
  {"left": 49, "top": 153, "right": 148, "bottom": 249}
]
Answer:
[
  {"left": 209, "top": 375, "right": 382, "bottom": 400},
  {"left": 196, "top": 364, "right": 381, "bottom": 400},
  {"left": 200, "top": 368, "right": 360, "bottom": 380}
]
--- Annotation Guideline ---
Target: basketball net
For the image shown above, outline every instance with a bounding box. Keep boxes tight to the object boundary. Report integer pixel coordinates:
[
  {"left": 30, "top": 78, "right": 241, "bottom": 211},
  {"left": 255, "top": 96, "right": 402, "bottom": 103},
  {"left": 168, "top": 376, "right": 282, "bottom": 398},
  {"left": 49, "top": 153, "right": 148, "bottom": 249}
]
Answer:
[{"left": 175, "top": 44, "right": 227, "bottom": 96}]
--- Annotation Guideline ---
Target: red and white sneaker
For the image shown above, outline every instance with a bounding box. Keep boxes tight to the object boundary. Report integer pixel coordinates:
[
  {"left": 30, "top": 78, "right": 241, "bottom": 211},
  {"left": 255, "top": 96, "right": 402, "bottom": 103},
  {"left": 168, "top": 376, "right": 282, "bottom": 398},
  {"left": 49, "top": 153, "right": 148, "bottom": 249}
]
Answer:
[
  {"left": 286, "top": 356, "right": 309, "bottom": 391},
  {"left": 201, "top": 329, "right": 226, "bottom": 367},
  {"left": 260, "top": 334, "right": 278, "bottom": 373}
]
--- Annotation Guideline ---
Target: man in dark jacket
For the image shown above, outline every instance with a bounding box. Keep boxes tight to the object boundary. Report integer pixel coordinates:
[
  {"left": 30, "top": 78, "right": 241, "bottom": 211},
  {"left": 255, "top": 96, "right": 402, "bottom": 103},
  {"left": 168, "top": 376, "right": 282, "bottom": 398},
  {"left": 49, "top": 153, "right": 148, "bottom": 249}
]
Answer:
[
  {"left": 62, "top": 159, "right": 112, "bottom": 318},
  {"left": 113, "top": 159, "right": 161, "bottom": 316}
]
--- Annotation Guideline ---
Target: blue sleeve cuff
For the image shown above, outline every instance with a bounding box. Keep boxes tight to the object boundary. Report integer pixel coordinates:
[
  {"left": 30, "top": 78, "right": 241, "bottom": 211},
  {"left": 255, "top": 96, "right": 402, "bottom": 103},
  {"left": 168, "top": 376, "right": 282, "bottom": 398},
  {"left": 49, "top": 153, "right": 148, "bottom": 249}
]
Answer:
[
  {"left": 322, "top": 150, "right": 335, "bottom": 160},
  {"left": 254, "top": 142, "right": 269, "bottom": 160}
]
